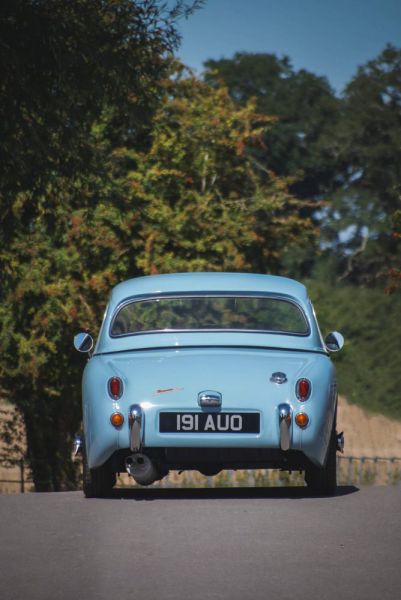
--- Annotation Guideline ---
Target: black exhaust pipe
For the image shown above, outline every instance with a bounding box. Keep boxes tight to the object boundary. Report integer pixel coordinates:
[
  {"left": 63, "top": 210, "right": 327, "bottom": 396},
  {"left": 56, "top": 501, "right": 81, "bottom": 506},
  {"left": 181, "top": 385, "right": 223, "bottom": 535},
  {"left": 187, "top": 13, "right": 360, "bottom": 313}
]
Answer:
[{"left": 125, "top": 454, "right": 161, "bottom": 486}]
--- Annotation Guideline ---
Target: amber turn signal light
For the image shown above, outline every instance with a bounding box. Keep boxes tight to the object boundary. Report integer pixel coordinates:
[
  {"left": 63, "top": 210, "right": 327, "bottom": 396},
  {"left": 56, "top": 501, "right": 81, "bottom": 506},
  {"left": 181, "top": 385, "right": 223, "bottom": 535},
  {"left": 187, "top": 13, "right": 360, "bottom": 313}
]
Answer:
[
  {"left": 110, "top": 412, "right": 124, "bottom": 428},
  {"left": 295, "top": 412, "right": 309, "bottom": 428}
]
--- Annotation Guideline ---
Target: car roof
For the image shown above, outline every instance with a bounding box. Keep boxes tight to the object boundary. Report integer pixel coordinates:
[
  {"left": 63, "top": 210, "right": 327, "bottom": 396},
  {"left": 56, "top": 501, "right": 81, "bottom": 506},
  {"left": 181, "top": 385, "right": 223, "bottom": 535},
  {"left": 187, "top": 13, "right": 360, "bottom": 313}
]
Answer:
[
  {"left": 95, "top": 273, "right": 325, "bottom": 354},
  {"left": 109, "top": 272, "right": 308, "bottom": 307}
]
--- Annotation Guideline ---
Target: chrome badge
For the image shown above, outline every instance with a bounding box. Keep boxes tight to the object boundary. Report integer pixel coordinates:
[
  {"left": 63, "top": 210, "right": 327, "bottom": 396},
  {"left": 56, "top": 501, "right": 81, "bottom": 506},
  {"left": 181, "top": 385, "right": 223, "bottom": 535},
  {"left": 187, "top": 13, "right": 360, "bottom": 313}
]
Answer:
[
  {"left": 270, "top": 372, "right": 287, "bottom": 384},
  {"left": 198, "top": 390, "right": 222, "bottom": 407}
]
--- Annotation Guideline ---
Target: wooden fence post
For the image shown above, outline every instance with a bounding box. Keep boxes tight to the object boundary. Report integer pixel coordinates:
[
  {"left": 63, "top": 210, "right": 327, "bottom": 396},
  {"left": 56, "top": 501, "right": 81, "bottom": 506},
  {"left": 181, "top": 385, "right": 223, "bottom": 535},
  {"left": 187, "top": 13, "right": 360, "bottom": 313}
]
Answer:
[{"left": 20, "top": 459, "right": 25, "bottom": 494}]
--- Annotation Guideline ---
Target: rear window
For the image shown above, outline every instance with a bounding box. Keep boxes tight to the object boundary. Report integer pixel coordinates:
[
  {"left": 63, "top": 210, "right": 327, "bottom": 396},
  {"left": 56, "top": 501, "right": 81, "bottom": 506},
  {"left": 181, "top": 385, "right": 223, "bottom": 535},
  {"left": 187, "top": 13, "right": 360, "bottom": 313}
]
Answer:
[{"left": 110, "top": 295, "right": 309, "bottom": 336}]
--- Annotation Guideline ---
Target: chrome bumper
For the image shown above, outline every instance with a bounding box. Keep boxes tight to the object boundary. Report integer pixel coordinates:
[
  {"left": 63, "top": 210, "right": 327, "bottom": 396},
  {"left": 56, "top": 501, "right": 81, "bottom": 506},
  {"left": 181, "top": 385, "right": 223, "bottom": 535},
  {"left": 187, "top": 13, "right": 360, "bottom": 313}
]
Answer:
[
  {"left": 336, "top": 431, "right": 345, "bottom": 453},
  {"left": 278, "top": 404, "right": 292, "bottom": 451},
  {"left": 129, "top": 405, "right": 143, "bottom": 452},
  {"left": 72, "top": 434, "right": 83, "bottom": 457}
]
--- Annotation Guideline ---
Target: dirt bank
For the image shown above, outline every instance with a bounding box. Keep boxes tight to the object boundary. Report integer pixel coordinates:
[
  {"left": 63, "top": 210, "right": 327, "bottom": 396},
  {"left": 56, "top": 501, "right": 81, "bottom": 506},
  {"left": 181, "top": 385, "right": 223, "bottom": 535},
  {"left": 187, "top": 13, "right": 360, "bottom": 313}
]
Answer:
[{"left": 337, "top": 396, "right": 401, "bottom": 458}]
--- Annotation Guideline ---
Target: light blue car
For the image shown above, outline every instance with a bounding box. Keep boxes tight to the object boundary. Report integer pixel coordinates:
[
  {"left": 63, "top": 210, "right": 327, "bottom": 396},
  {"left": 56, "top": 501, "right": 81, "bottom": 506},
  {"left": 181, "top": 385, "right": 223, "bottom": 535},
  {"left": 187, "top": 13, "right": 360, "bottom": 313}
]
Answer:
[{"left": 74, "top": 272, "right": 344, "bottom": 497}]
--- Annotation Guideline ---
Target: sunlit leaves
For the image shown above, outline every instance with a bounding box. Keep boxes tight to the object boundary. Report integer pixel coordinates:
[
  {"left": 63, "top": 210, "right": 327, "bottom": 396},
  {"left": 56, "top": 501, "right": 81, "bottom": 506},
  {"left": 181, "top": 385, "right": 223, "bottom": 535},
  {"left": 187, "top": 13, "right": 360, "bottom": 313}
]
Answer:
[{"left": 120, "top": 68, "right": 315, "bottom": 275}]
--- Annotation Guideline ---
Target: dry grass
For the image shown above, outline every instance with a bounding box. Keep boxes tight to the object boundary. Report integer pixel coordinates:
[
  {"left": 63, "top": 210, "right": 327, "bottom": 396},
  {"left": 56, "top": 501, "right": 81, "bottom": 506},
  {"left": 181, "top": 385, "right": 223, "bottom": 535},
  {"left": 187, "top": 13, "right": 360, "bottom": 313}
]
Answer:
[
  {"left": 337, "top": 396, "right": 401, "bottom": 459},
  {"left": 0, "top": 403, "right": 29, "bottom": 493}
]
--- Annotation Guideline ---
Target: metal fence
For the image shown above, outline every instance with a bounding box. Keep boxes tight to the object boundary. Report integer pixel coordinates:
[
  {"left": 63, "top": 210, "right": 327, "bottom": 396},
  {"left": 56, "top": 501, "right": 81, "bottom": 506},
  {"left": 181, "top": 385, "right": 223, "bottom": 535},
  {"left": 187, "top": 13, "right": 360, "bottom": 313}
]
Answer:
[
  {"left": 0, "top": 459, "right": 26, "bottom": 493},
  {"left": 1, "top": 456, "right": 401, "bottom": 493},
  {"left": 337, "top": 456, "right": 401, "bottom": 486}
]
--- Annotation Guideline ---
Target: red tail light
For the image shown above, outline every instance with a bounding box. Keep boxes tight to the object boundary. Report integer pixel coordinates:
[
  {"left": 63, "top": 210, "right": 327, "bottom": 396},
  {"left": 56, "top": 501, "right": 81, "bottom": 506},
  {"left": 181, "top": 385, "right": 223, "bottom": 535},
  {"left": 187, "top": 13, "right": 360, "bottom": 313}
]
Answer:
[
  {"left": 108, "top": 377, "right": 123, "bottom": 399},
  {"left": 296, "top": 378, "right": 311, "bottom": 401}
]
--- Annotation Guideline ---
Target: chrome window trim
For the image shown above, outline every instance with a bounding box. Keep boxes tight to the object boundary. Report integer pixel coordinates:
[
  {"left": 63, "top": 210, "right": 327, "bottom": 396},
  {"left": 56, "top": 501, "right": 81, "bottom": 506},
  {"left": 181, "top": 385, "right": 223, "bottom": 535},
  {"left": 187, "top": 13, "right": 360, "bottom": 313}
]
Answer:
[
  {"left": 109, "top": 292, "right": 311, "bottom": 338},
  {"left": 94, "top": 346, "right": 328, "bottom": 357}
]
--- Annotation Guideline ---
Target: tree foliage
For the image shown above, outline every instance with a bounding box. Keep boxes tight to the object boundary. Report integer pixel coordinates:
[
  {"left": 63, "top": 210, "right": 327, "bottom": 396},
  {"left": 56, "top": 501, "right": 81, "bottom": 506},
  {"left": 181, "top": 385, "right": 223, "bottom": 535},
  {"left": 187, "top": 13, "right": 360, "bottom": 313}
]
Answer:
[
  {"left": 204, "top": 52, "right": 341, "bottom": 201},
  {"left": 203, "top": 49, "right": 401, "bottom": 285},
  {"left": 0, "top": 62, "right": 314, "bottom": 490},
  {"left": 386, "top": 209, "right": 401, "bottom": 293},
  {"left": 324, "top": 45, "right": 401, "bottom": 283},
  {"left": 0, "top": 0, "right": 200, "bottom": 239},
  {"left": 309, "top": 280, "right": 401, "bottom": 419},
  {"left": 115, "top": 67, "right": 315, "bottom": 274}
]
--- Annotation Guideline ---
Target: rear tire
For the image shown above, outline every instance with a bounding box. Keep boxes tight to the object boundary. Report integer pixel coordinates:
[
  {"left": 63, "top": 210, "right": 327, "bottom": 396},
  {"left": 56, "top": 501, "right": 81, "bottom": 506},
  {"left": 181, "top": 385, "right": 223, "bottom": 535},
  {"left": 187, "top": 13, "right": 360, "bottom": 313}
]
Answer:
[
  {"left": 82, "top": 438, "right": 116, "bottom": 498},
  {"left": 305, "top": 422, "right": 337, "bottom": 495}
]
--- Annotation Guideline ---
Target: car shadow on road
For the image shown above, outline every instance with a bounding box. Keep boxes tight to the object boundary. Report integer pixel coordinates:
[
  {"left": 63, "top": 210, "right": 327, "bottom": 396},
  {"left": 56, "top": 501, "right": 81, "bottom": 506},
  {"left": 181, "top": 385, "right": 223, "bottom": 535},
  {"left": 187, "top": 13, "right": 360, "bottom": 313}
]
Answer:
[{"left": 103, "top": 485, "right": 359, "bottom": 501}]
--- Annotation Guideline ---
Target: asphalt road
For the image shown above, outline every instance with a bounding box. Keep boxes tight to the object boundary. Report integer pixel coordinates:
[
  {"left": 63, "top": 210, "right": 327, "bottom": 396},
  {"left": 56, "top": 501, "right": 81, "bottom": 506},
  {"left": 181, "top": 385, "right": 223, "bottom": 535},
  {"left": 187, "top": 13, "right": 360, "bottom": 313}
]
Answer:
[{"left": 1, "top": 485, "right": 400, "bottom": 600}]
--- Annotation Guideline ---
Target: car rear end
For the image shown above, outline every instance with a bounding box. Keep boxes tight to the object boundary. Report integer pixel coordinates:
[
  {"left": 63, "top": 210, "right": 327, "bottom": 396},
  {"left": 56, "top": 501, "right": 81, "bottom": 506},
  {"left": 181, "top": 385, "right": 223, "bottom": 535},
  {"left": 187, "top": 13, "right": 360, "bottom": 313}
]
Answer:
[
  {"left": 83, "top": 345, "right": 336, "bottom": 484},
  {"left": 79, "top": 273, "right": 340, "bottom": 493}
]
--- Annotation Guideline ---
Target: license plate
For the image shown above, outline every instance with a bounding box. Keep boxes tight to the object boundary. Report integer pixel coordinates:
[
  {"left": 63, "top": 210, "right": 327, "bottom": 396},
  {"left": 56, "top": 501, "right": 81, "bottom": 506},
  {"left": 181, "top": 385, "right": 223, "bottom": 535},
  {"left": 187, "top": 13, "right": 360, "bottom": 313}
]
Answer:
[{"left": 159, "top": 412, "right": 260, "bottom": 433}]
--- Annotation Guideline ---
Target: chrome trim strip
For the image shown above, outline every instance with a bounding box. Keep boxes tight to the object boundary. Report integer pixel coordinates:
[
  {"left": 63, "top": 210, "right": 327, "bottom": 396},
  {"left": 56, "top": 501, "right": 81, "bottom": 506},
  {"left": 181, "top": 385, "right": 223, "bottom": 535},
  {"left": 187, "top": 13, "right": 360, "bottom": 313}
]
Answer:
[
  {"left": 129, "top": 404, "right": 143, "bottom": 452},
  {"left": 95, "top": 346, "right": 328, "bottom": 357},
  {"left": 278, "top": 403, "right": 292, "bottom": 451},
  {"left": 111, "top": 328, "right": 310, "bottom": 338}
]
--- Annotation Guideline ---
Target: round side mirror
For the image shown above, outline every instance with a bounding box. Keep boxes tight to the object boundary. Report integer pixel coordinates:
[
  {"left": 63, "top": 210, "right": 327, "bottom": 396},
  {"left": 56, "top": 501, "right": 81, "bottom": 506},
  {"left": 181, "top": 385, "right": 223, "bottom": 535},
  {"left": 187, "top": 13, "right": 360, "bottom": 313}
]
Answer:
[
  {"left": 74, "top": 332, "right": 94, "bottom": 353},
  {"left": 325, "top": 331, "right": 344, "bottom": 353}
]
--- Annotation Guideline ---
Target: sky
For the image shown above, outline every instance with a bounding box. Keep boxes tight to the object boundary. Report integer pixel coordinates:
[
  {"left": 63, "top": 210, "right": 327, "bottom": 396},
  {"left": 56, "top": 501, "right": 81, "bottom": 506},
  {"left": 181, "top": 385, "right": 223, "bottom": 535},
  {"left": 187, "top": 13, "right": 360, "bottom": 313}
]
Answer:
[{"left": 176, "top": 0, "right": 401, "bottom": 94}]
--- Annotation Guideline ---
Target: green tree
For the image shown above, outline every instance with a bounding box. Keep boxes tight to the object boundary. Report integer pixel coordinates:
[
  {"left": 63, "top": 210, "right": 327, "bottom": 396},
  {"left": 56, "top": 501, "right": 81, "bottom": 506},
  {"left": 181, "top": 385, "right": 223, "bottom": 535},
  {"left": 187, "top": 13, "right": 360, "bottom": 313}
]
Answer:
[
  {"left": 0, "top": 68, "right": 315, "bottom": 490},
  {"left": 324, "top": 45, "right": 401, "bottom": 283},
  {"left": 0, "top": 1, "right": 202, "bottom": 490},
  {"left": 203, "top": 52, "right": 341, "bottom": 201},
  {"left": 308, "top": 280, "right": 401, "bottom": 419},
  {"left": 118, "top": 67, "right": 316, "bottom": 275},
  {"left": 387, "top": 209, "right": 401, "bottom": 293},
  {"left": 0, "top": 175, "right": 128, "bottom": 490},
  {"left": 0, "top": 0, "right": 201, "bottom": 241}
]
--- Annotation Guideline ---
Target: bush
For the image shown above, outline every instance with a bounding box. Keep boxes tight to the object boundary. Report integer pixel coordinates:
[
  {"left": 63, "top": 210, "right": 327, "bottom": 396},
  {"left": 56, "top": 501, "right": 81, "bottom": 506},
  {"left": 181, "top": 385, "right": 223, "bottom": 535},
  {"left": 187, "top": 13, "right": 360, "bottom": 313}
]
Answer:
[{"left": 308, "top": 281, "right": 401, "bottom": 419}]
